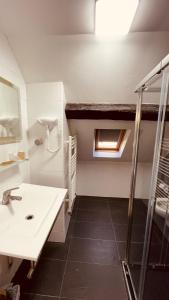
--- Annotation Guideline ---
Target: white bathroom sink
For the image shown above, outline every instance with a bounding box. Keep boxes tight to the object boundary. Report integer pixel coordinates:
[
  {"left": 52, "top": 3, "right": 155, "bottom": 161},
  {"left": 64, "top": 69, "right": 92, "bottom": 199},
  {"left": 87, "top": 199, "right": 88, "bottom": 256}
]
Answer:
[
  {"left": 0, "top": 183, "right": 67, "bottom": 261},
  {"left": 0, "top": 205, "right": 12, "bottom": 233},
  {"left": 0, "top": 185, "right": 56, "bottom": 236}
]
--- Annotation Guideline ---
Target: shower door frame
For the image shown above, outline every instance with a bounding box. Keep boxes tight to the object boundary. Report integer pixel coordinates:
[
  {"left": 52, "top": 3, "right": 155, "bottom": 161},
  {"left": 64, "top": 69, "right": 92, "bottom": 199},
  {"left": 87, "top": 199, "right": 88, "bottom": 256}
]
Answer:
[
  {"left": 138, "top": 64, "right": 169, "bottom": 300},
  {"left": 123, "top": 54, "right": 169, "bottom": 300}
]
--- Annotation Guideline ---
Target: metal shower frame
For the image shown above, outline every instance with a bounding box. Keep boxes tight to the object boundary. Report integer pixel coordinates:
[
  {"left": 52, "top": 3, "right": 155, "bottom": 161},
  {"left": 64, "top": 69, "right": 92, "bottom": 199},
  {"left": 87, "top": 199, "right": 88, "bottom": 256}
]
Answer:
[{"left": 123, "top": 54, "right": 169, "bottom": 300}]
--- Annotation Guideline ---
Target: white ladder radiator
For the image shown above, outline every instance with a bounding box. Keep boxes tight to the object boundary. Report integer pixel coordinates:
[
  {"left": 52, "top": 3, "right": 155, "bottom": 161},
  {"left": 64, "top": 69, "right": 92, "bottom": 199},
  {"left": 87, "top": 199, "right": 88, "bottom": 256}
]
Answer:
[{"left": 68, "top": 135, "right": 77, "bottom": 213}]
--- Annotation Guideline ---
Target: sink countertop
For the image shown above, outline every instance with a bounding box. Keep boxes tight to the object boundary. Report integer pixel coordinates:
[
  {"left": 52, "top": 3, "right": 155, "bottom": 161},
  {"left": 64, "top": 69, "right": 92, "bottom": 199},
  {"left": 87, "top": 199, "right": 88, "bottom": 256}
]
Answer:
[{"left": 0, "top": 183, "right": 67, "bottom": 261}]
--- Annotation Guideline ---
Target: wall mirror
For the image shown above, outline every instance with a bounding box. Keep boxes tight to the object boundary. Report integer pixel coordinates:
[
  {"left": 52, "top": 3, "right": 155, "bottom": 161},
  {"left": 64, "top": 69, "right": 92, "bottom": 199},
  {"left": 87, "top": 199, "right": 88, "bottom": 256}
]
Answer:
[{"left": 0, "top": 77, "right": 22, "bottom": 144}]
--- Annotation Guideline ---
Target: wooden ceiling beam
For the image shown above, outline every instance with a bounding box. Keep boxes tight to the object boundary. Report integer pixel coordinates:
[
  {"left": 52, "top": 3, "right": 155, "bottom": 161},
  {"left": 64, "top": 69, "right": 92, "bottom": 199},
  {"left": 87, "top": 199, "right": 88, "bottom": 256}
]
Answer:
[{"left": 65, "top": 103, "right": 162, "bottom": 121}]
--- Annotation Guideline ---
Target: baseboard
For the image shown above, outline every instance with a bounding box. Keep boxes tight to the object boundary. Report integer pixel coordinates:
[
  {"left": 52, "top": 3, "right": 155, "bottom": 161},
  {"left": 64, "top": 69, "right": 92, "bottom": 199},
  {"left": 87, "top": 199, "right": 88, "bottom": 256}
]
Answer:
[{"left": 76, "top": 195, "right": 129, "bottom": 200}]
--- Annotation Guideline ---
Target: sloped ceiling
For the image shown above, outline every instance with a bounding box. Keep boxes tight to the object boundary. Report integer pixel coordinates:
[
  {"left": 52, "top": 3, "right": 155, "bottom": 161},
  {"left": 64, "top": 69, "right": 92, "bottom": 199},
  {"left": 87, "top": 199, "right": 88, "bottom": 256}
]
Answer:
[
  {"left": 0, "top": 0, "right": 168, "bottom": 36},
  {"left": 69, "top": 119, "right": 157, "bottom": 162},
  {"left": 131, "top": 0, "right": 169, "bottom": 32},
  {"left": 0, "top": 0, "right": 95, "bottom": 35}
]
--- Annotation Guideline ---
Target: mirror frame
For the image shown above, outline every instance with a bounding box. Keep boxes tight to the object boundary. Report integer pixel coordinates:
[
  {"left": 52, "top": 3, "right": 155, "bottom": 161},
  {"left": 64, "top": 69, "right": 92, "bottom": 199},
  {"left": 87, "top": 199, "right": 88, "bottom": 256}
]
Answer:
[{"left": 0, "top": 76, "right": 22, "bottom": 145}]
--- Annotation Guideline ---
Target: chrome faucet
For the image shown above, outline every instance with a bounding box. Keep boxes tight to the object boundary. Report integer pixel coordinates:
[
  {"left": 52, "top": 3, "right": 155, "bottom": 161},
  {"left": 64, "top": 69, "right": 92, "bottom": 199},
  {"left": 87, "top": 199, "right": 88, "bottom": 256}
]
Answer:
[{"left": 2, "top": 187, "right": 22, "bottom": 205}]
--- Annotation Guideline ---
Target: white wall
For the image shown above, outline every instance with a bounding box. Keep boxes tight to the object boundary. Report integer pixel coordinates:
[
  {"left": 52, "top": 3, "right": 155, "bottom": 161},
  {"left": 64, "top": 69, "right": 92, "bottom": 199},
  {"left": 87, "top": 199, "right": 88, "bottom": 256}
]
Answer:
[
  {"left": 69, "top": 119, "right": 157, "bottom": 162},
  {"left": 9, "top": 32, "right": 169, "bottom": 103},
  {"left": 77, "top": 161, "right": 152, "bottom": 199},
  {"left": 27, "top": 82, "right": 70, "bottom": 243},
  {"left": 69, "top": 119, "right": 156, "bottom": 199},
  {"left": 27, "top": 82, "right": 69, "bottom": 188},
  {"left": 0, "top": 33, "right": 29, "bottom": 286}
]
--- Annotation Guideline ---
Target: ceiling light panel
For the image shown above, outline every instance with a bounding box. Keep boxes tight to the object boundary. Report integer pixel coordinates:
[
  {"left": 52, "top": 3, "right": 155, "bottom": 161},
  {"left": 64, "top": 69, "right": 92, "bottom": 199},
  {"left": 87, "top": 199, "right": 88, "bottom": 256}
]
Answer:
[{"left": 95, "top": 0, "right": 139, "bottom": 35}]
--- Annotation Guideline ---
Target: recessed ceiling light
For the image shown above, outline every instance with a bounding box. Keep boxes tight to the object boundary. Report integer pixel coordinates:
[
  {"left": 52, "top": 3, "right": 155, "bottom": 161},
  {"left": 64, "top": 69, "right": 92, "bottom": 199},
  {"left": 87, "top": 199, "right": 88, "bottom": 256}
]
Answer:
[{"left": 95, "top": 0, "right": 139, "bottom": 36}]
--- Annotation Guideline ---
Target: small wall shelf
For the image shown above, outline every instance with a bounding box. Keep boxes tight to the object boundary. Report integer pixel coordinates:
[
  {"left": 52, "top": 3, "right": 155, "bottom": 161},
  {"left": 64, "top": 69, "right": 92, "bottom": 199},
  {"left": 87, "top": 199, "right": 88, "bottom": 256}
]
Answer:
[{"left": 0, "top": 159, "right": 29, "bottom": 173}]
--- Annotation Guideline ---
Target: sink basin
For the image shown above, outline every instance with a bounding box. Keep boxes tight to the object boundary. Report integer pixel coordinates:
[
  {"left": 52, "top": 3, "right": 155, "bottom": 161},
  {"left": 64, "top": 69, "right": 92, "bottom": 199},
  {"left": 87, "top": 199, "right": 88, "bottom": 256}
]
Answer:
[
  {"left": 0, "top": 183, "right": 67, "bottom": 260},
  {"left": 0, "top": 184, "right": 56, "bottom": 237},
  {"left": 0, "top": 206, "right": 12, "bottom": 233}
]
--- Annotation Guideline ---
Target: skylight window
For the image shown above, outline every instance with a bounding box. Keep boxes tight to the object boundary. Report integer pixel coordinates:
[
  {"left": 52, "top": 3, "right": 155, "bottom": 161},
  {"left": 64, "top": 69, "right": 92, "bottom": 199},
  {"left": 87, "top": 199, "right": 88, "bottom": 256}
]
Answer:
[
  {"left": 98, "top": 141, "right": 118, "bottom": 149},
  {"left": 95, "top": 0, "right": 139, "bottom": 36},
  {"left": 93, "top": 129, "right": 130, "bottom": 158},
  {"left": 95, "top": 129, "right": 125, "bottom": 151}
]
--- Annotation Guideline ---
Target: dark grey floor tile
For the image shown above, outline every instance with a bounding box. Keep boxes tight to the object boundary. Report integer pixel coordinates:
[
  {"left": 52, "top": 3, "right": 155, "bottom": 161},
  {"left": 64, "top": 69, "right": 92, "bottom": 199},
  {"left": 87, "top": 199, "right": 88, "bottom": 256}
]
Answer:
[
  {"left": 21, "top": 294, "right": 59, "bottom": 300},
  {"left": 41, "top": 241, "right": 69, "bottom": 260},
  {"left": 133, "top": 211, "right": 147, "bottom": 225},
  {"left": 61, "top": 298, "right": 79, "bottom": 300},
  {"left": 133, "top": 199, "right": 148, "bottom": 212},
  {"left": 110, "top": 209, "right": 128, "bottom": 224},
  {"left": 117, "top": 242, "right": 126, "bottom": 261},
  {"left": 118, "top": 242, "right": 144, "bottom": 263},
  {"left": 110, "top": 200, "right": 147, "bottom": 225},
  {"left": 23, "top": 259, "right": 65, "bottom": 296},
  {"left": 130, "top": 267, "right": 141, "bottom": 294},
  {"left": 144, "top": 269, "right": 169, "bottom": 300},
  {"left": 61, "top": 261, "right": 127, "bottom": 300},
  {"left": 151, "top": 223, "right": 164, "bottom": 244},
  {"left": 115, "top": 224, "right": 146, "bottom": 242},
  {"left": 68, "top": 237, "right": 119, "bottom": 265},
  {"left": 148, "top": 243, "right": 163, "bottom": 264},
  {"left": 76, "top": 209, "right": 112, "bottom": 224},
  {"left": 131, "top": 242, "right": 144, "bottom": 262},
  {"left": 131, "top": 225, "right": 146, "bottom": 243},
  {"left": 72, "top": 221, "right": 115, "bottom": 240},
  {"left": 148, "top": 238, "right": 169, "bottom": 264},
  {"left": 117, "top": 240, "right": 167, "bottom": 265},
  {"left": 109, "top": 198, "right": 128, "bottom": 209},
  {"left": 114, "top": 225, "right": 128, "bottom": 242},
  {"left": 78, "top": 197, "right": 109, "bottom": 212}
]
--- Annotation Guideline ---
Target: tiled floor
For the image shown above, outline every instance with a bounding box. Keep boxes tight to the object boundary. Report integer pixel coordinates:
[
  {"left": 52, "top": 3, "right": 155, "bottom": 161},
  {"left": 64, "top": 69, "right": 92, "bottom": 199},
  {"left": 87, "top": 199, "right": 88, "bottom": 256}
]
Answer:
[{"left": 13, "top": 196, "right": 133, "bottom": 300}]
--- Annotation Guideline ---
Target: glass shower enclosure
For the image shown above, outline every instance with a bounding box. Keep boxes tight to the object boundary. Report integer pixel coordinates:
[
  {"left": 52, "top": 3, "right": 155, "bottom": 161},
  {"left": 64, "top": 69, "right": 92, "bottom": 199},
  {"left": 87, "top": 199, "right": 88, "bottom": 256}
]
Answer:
[{"left": 123, "top": 55, "right": 169, "bottom": 300}]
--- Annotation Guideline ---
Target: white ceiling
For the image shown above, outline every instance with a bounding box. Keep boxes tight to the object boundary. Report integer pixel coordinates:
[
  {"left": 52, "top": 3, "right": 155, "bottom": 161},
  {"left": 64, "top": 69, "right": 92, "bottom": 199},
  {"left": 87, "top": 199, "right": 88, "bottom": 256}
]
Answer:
[
  {"left": 0, "top": 0, "right": 168, "bottom": 36},
  {"left": 0, "top": 0, "right": 95, "bottom": 35},
  {"left": 9, "top": 32, "right": 168, "bottom": 101},
  {"left": 131, "top": 0, "right": 169, "bottom": 32}
]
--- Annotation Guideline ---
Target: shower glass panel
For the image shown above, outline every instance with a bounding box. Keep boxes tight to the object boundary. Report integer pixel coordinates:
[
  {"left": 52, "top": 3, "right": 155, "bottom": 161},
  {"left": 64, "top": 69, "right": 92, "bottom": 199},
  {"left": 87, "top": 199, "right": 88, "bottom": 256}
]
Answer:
[
  {"left": 142, "top": 71, "right": 169, "bottom": 300},
  {"left": 123, "top": 56, "right": 169, "bottom": 300},
  {"left": 127, "top": 75, "right": 163, "bottom": 298}
]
